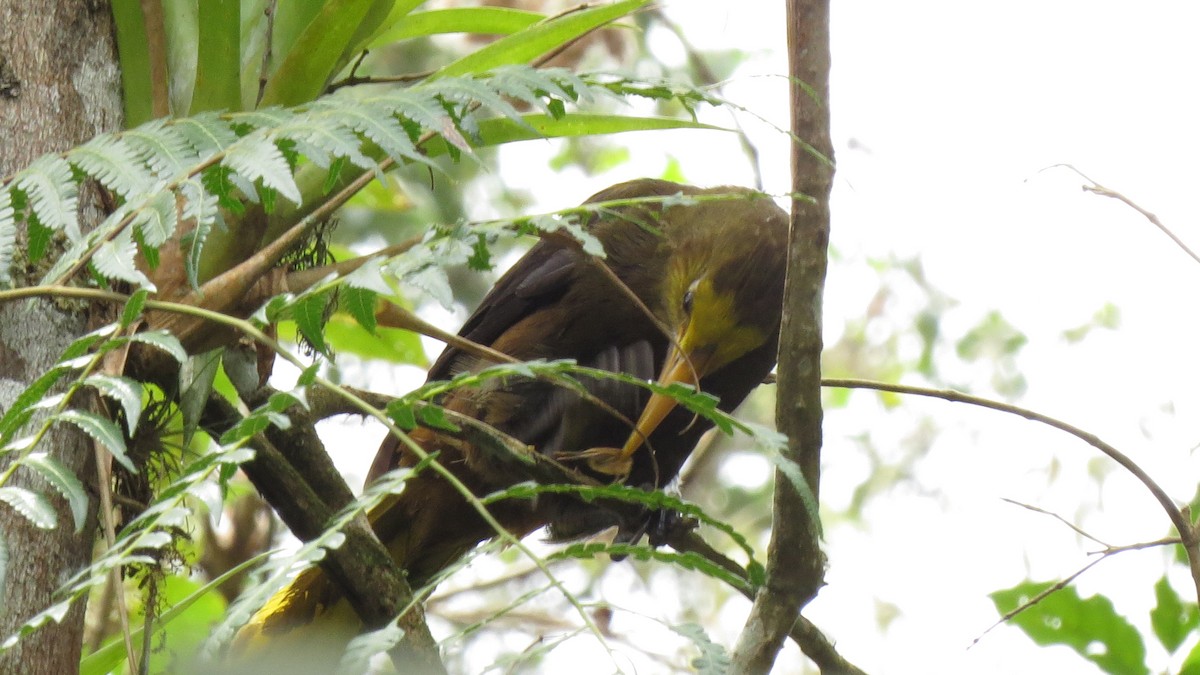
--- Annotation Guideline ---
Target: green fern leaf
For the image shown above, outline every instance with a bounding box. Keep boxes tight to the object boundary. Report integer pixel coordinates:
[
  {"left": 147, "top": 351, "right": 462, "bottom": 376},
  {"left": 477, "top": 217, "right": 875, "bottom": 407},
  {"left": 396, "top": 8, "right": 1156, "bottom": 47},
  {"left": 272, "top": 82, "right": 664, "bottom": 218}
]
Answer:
[
  {"left": 364, "top": 88, "right": 469, "bottom": 153},
  {"left": 276, "top": 110, "right": 373, "bottom": 169},
  {"left": 0, "top": 189, "right": 14, "bottom": 286},
  {"left": 230, "top": 107, "right": 295, "bottom": 132},
  {"left": 487, "top": 66, "right": 585, "bottom": 115},
  {"left": 123, "top": 119, "right": 201, "bottom": 178},
  {"left": 84, "top": 374, "right": 143, "bottom": 434},
  {"left": 172, "top": 112, "right": 239, "bottom": 159},
  {"left": 20, "top": 453, "right": 88, "bottom": 532},
  {"left": 221, "top": 132, "right": 302, "bottom": 205},
  {"left": 55, "top": 409, "right": 135, "bottom": 473},
  {"left": 180, "top": 179, "right": 220, "bottom": 288},
  {"left": 0, "top": 487, "right": 57, "bottom": 530},
  {"left": 92, "top": 228, "right": 154, "bottom": 288},
  {"left": 69, "top": 135, "right": 151, "bottom": 199},
  {"left": 130, "top": 190, "right": 178, "bottom": 247},
  {"left": 15, "top": 155, "right": 79, "bottom": 240},
  {"left": 437, "top": 77, "right": 529, "bottom": 130}
]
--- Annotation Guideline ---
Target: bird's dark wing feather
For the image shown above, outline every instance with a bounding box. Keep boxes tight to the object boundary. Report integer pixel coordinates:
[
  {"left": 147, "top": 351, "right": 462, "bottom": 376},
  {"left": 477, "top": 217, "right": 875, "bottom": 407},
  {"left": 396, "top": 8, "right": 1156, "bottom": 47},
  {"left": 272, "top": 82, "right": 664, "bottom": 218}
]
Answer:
[{"left": 427, "top": 238, "right": 581, "bottom": 380}]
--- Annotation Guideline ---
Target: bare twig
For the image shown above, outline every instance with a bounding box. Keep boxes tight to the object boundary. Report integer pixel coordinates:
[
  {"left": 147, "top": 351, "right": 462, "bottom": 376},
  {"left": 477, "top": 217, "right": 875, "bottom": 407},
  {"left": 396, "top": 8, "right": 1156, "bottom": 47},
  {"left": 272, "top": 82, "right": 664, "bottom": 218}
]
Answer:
[
  {"left": 1053, "top": 164, "right": 1200, "bottom": 267},
  {"left": 825, "top": 378, "right": 1200, "bottom": 605},
  {"left": 1000, "top": 498, "right": 1110, "bottom": 547},
  {"left": 973, "top": 555, "right": 1106, "bottom": 646}
]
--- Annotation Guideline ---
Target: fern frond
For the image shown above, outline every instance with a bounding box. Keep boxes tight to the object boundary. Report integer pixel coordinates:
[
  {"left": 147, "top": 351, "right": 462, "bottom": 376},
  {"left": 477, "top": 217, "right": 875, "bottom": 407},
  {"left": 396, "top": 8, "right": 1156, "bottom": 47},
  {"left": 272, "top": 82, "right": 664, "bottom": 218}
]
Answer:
[
  {"left": 124, "top": 119, "right": 203, "bottom": 179},
  {"left": 68, "top": 135, "right": 152, "bottom": 199},
  {"left": 16, "top": 156, "right": 79, "bottom": 241},
  {"left": 0, "top": 189, "right": 14, "bottom": 286},
  {"left": 3, "top": 66, "right": 729, "bottom": 290},
  {"left": 221, "top": 132, "right": 302, "bottom": 206},
  {"left": 129, "top": 190, "right": 178, "bottom": 248},
  {"left": 172, "top": 112, "right": 239, "bottom": 159},
  {"left": 93, "top": 228, "right": 154, "bottom": 288}
]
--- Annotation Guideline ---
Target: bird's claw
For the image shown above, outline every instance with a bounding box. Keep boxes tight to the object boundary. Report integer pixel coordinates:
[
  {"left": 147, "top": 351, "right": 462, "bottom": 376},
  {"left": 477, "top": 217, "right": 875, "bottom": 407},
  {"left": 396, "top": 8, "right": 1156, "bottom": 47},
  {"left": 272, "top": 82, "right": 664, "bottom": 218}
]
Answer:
[{"left": 577, "top": 446, "right": 633, "bottom": 476}]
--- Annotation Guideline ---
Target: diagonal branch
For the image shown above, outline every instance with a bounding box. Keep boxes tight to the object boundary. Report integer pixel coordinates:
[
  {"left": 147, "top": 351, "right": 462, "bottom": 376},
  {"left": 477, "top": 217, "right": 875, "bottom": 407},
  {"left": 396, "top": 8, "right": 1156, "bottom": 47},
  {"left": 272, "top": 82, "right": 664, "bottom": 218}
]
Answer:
[{"left": 825, "top": 377, "right": 1200, "bottom": 605}]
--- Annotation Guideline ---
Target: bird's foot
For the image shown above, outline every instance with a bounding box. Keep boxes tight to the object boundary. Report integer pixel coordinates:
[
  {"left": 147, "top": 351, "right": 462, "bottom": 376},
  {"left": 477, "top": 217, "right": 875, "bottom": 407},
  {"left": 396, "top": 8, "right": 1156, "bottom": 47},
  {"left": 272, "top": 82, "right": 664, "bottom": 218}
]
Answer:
[{"left": 570, "top": 446, "right": 633, "bottom": 477}]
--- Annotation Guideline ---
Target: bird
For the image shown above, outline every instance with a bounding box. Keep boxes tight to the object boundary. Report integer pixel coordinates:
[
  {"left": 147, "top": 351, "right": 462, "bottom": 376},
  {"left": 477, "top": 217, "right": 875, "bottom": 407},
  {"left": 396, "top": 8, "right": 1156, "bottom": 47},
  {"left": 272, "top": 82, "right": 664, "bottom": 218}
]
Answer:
[{"left": 232, "top": 178, "right": 789, "bottom": 660}]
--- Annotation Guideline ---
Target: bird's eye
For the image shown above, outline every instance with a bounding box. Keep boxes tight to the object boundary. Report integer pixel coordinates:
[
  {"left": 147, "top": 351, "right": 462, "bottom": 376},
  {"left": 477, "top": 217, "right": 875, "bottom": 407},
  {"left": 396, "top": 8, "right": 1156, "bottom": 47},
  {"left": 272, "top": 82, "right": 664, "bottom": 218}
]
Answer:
[{"left": 682, "top": 288, "right": 695, "bottom": 315}]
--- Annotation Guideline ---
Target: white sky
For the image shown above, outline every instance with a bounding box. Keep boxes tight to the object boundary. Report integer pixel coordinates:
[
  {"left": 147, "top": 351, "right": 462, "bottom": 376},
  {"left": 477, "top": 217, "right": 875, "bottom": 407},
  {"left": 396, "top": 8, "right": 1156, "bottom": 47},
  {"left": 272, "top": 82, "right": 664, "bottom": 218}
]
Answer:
[{"left": 314, "top": 2, "right": 1200, "bottom": 673}]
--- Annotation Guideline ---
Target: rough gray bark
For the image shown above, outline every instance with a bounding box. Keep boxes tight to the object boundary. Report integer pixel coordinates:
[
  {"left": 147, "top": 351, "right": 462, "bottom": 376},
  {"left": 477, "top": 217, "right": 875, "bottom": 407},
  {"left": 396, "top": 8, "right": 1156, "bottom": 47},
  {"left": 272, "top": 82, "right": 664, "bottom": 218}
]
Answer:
[{"left": 0, "top": 1, "right": 122, "bottom": 672}]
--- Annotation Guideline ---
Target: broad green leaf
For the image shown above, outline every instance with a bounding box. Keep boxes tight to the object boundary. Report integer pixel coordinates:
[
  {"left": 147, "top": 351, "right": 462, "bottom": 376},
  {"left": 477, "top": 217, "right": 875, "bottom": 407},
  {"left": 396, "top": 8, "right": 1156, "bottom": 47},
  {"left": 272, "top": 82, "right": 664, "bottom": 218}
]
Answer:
[
  {"left": 21, "top": 453, "right": 87, "bottom": 532},
  {"left": 192, "top": 0, "right": 242, "bottom": 114},
  {"left": 179, "top": 350, "right": 223, "bottom": 445},
  {"left": 239, "top": 0, "right": 273, "bottom": 109},
  {"left": 55, "top": 409, "right": 136, "bottom": 473},
  {"left": 163, "top": 0, "right": 201, "bottom": 116},
  {"left": 291, "top": 291, "right": 332, "bottom": 354},
  {"left": 1183, "top": 640, "right": 1200, "bottom": 675},
  {"left": 432, "top": 0, "right": 648, "bottom": 79},
  {"left": 121, "top": 288, "right": 150, "bottom": 328},
  {"left": 326, "top": 319, "right": 426, "bottom": 365},
  {"left": 260, "top": 0, "right": 380, "bottom": 107},
  {"left": 422, "top": 114, "right": 721, "bottom": 157},
  {"left": 340, "top": 287, "right": 377, "bottom": 334},
  {"left": 0, "top": 189, "right": 13, "bottom": 286},
  {"left": 1151, "top": 575, "right": 1199, "bottom": 653},
  {"left": 353, "top": 0, "right": 427, "bottom": 52},
  {"left": 0, "top": 487, "right": 57, "bottom": 529},
  {"left": 111, "top": 0, "right": 155, "bottom": 125},
  {"left": 991, "top": 581, "right": 1148, "bottom": 675},
  {"left": 367, "top": 7, "right": 542, "bottom": 48}
]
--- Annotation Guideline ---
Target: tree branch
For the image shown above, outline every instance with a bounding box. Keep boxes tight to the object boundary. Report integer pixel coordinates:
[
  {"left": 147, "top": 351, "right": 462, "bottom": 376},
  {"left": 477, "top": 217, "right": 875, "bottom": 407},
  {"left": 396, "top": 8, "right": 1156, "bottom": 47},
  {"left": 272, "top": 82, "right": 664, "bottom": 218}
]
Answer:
[
  {"left": 730, "top": 0, "right": 834, "bottom": 672},
  {"left": 199, "top": 392, "right": 446, "bottom": 674},
  {"left": 825, "top": 377, "right": 1200, "bottom": 605}
]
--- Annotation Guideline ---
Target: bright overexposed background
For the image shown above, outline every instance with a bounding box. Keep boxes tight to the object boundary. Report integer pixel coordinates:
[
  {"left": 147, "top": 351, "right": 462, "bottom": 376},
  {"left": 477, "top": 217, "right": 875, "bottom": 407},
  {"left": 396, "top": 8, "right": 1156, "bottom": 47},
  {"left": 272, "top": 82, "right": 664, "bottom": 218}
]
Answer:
[{"left": 303, "top": 2, "right": 1200, "bottom": 673}]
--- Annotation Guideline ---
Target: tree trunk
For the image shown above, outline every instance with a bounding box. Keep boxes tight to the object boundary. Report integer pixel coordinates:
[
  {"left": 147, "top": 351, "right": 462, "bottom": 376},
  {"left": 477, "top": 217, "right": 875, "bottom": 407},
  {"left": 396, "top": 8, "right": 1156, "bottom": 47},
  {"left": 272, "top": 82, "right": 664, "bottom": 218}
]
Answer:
[{"left": 0, "top": 1, "right": 122, "bottom": 672}]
